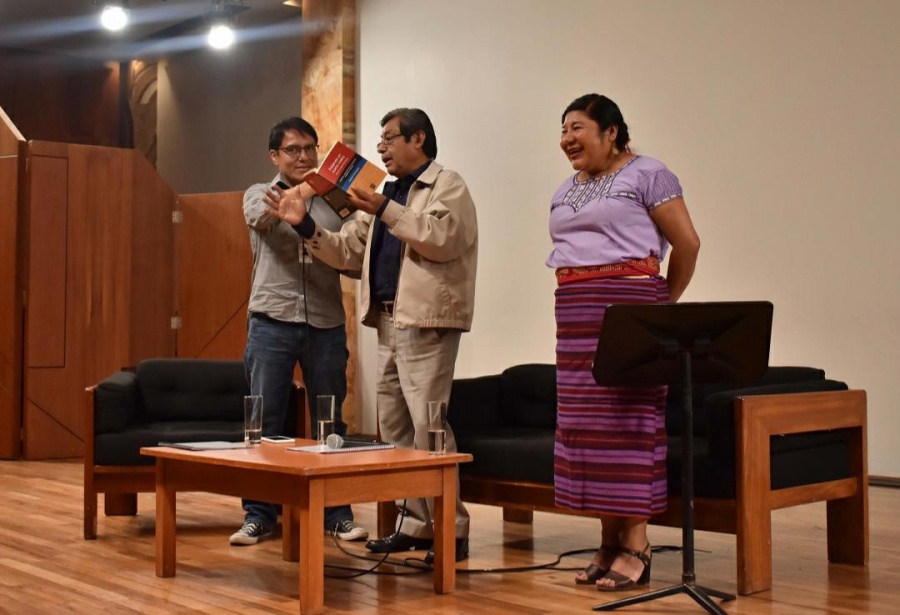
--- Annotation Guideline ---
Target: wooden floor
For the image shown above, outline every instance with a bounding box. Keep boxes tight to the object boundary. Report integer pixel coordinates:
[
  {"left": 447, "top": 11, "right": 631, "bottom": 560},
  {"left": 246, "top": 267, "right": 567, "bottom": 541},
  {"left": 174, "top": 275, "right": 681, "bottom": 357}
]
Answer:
[{"left": 1, "top": 460, "right": 896, "bottom": 614}]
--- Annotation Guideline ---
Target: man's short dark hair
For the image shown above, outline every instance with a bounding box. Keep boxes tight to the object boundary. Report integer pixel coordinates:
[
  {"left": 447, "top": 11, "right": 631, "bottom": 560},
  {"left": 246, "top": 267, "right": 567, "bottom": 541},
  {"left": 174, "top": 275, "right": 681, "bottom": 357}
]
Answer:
[
  {"left": 268, "top": 117, "right": 318, "bottom": 151},
  {"left": 380, "top": 108, "right": 437, "bottom": 159}
]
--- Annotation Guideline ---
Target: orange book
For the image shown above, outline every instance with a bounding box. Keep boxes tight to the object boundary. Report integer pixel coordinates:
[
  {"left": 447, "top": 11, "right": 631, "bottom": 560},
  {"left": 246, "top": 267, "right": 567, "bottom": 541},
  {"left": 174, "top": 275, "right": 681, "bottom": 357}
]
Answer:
[{"left": 304, "top": 142, "right": 387, "bottom": 219}]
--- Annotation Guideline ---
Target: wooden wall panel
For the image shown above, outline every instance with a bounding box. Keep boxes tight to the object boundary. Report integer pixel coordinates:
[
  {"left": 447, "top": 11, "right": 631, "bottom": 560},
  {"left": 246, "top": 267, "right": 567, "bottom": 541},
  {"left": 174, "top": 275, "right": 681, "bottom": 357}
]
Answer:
[
  {"left": 194, "top": 303, "right": 250, "bottom": 361},
  {"left": 0, "top": 107, "right": 24, "bottom": 155},
  {"left": 0, "top": 108, "right": 23, "bottom": 458},
  {"left": 23, "top": 144, "right": 134, "bottom": 458},
  {"left": 22, "top": 144, "right": 176, "bottom": 459},
  {"left": 65, "top": 145, "right": 134, "bottom": 373},
  {"left": 25, "top": 156, "right": 68, "bottom": 367},
  {"left": 0, "top": 157, "right": 21, "bottom": 458},
  {"left": 176, "top": 192, "right": 250, "bottom": 359},
  {"left": 129, "top": 154, "right": 176, "bottom": 363}
]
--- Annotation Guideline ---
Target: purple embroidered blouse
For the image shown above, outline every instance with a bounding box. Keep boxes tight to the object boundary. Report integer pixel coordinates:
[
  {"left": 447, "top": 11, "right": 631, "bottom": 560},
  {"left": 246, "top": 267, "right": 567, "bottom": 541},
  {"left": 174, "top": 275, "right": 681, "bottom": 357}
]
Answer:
[{"left": 546, "top": 156, "right": 683, "bottom": 269}]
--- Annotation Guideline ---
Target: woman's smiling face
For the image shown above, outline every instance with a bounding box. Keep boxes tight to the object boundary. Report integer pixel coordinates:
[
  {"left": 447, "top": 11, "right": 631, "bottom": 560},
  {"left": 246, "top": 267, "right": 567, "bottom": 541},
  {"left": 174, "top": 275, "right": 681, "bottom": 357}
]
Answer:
[{"left": 560, "top": 110, "right": 617, "bottom": 176}]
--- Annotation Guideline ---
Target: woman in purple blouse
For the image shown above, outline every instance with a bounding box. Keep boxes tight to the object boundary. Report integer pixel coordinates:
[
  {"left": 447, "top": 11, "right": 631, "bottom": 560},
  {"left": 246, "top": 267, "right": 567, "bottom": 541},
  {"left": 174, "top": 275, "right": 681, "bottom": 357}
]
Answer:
[{"left": 548, "top": 94, "right": 700, "bottom": 591}]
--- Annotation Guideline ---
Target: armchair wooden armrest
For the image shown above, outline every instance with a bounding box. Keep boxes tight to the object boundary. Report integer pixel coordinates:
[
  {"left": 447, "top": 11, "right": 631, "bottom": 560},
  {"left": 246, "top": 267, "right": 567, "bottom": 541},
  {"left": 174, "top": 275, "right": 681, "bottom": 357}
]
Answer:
[{"left": 735, "top": 388, "right": 867, "bottom": 594}]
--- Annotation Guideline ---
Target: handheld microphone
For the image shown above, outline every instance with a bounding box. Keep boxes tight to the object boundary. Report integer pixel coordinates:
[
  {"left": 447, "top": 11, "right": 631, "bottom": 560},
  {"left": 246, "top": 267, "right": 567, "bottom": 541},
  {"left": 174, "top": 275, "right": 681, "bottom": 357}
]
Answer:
[
  {"left": 325, "top": 434, "right": 383, "bottom": 449},
  {"left": 325, "top": 433, "right": 345, "bottom": 449}
]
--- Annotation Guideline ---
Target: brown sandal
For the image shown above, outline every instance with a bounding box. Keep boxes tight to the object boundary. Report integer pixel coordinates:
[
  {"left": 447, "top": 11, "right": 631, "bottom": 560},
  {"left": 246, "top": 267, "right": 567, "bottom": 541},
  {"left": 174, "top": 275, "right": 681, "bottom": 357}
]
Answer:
[
  {"left": 596, "top": 544, "right": 651, "bottom": 592},
  {"left": 575, "top": 544, "right": 618, "bottom": 585}
]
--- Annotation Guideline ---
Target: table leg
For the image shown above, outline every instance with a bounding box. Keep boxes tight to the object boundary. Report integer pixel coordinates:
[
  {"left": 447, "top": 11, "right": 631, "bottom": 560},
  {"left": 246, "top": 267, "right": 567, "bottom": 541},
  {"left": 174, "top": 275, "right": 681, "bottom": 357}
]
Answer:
[
  {"left": 155, "top": 460, "right": 176, "bottom": 577},
  {"left": 283, "top": 504, "right": 299, "bottom": 562},
  {"left": 298, "top": 479, "right": 324, "bottom": 614},
  {"left": 433, "top": 465, "right": 456, "bottom": 593}
]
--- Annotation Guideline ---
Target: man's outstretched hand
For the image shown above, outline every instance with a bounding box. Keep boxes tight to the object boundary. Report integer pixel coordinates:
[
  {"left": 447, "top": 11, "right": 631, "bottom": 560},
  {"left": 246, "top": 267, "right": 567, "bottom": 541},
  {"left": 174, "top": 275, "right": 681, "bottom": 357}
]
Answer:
[{"left": 264, "top": 180, "right": 315, "bottom": 225}]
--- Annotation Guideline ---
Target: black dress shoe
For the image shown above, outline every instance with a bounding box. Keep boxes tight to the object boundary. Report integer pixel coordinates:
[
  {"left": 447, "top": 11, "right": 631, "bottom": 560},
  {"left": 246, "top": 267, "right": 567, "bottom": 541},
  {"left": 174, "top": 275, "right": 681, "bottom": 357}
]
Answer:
[
  {"left": 424, "top": 537, "right": 469, "bottom": 565},
  {"left": 365, "top": 531, "right": 433, "bottom": 553}
]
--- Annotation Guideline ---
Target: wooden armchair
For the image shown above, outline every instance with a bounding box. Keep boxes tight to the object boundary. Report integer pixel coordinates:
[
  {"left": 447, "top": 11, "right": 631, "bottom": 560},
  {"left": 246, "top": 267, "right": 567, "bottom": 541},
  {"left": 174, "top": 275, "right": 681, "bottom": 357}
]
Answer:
[
  {"left": 84, "top": 358, "right": 306, "bottom": 539},
  {"left": 651, "top": 388, "right": 867, "bottom": 594}
]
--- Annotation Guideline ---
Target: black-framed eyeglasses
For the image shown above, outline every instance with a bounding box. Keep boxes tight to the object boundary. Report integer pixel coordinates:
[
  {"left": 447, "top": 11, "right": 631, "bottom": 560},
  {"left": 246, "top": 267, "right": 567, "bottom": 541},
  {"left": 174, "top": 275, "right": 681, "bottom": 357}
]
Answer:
[
  {"left": 278, "top": 144, "right": 318, "bottom": 159},
  {"left": 376, "top": 132, "right": 404, "bottom": 149}
]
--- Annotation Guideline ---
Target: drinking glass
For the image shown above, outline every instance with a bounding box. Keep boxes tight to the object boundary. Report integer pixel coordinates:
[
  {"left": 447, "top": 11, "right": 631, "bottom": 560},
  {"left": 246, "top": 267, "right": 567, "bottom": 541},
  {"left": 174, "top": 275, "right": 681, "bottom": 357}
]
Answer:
[
  {"left": 427, "top": 400, "right": 447, "bottom": 455},
  {"left": 243, "top": 395, "right": 264, "bottom": 445},
  {"left": 316, "top": 395, "right": 336, "bottom": 445}
]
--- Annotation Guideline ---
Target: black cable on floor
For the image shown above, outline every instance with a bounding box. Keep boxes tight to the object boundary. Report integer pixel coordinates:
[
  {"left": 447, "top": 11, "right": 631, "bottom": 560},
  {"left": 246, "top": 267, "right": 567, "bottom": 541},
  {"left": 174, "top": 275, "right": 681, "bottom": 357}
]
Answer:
[{"left": 322, "top": 544, "right": 690, "bottom": 578}]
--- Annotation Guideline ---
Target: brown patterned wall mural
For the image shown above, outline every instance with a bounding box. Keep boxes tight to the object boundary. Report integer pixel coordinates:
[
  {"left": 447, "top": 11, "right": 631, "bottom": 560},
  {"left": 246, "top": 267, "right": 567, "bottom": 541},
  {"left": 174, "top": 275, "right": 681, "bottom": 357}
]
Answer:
[
  {"left": 129, "top": 60, "right": 158, "bottom": 166},
  {"left": 301, "top": 0, "right": 359, "bottom": 432}
]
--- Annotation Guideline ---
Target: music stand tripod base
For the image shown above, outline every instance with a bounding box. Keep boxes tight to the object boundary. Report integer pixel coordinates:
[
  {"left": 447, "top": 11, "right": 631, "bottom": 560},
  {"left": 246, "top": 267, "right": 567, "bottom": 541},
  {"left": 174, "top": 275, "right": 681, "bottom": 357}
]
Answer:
[
  {"left": 589, "top": 301, "right": 773, "bottom": 614},
  {"left": 593, "top": 582, "right": 734, "bottom": 614}
]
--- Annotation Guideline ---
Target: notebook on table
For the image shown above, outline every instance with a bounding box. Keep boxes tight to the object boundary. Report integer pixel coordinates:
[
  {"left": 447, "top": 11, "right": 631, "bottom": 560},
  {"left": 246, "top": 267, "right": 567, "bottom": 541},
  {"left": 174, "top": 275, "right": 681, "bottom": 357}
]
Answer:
[
  {"left": 288, "top": 440, "right": 395, "bottom": 454},
  {"left": 158, "top": 441, "right": 247, "bottom": 451}
]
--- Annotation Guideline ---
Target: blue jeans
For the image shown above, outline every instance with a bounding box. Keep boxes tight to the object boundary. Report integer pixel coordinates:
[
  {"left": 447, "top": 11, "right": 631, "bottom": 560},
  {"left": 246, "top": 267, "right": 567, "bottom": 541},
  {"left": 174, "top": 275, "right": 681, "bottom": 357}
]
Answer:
[{"left": 242, "top": 314, "right": 353, "bottom": 529}]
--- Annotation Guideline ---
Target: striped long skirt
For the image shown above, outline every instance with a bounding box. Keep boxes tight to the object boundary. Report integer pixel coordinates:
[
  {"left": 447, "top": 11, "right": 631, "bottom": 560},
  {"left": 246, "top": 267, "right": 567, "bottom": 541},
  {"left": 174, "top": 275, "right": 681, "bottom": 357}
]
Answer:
[{"left": 554, "top": 276, "right": 670, "bottom": 517}]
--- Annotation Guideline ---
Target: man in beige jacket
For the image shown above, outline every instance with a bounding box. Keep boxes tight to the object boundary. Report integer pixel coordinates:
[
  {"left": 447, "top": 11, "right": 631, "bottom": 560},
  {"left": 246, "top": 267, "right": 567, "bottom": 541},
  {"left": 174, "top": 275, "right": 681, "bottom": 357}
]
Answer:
[{"left": 266, "top": 108, "right": 477, "bottom": 563}]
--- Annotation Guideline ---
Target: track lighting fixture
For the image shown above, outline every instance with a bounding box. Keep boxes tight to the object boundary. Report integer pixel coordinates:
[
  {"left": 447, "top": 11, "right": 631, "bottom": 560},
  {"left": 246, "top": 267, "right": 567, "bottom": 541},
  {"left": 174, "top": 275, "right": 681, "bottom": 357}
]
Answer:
[
  {"left": 98, "top": 1, "right": 130, "bottom": 32},
  {"left": 207, "top": 0, "right": 243, "bottom": 50}
]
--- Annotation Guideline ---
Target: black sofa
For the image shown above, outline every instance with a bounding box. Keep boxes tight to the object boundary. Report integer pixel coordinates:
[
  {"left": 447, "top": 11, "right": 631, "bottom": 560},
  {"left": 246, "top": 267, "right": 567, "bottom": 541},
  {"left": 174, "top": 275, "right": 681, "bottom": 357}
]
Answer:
[
  {"left": 447, "top": 364, "right": 868, "bottom": 595},
  {"left": 84, "top": 358, "right": 305, "bottom": 539}
]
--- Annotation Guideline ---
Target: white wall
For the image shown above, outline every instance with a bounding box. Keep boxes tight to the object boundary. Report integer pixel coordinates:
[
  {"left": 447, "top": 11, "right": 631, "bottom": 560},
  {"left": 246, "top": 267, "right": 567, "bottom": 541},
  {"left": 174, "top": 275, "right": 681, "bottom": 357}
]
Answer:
[
  {"left": 356, "top": 0, "right": 900, "bottom": 475},
  {"left": 157, "top": 16, "right": 304, "bottom": 194}
]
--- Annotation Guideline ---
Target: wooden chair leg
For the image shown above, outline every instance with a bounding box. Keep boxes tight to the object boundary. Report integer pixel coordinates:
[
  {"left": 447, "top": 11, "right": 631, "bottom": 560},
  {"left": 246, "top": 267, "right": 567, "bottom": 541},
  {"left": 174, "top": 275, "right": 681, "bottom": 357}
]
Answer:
[
  {"left": 736, "top": 497, "right": 772, "bottom": 595},
  {"left": 736, "top": 405, "right": 773, "bottom": 595},
  {"left": 826, "top": 494, "right": 868, "bottom": 565},
  {"left": 105, "top": 492, "right": 138, "bottom": 516},
  {"left": 84, "top": 488, "right": 98, "bottom": 540},
  {"left": 827, "top": 424, "right": 868, "bottom": 565},
  {"left": 503, "top": 507, "right": 534, "bottom": 524}
]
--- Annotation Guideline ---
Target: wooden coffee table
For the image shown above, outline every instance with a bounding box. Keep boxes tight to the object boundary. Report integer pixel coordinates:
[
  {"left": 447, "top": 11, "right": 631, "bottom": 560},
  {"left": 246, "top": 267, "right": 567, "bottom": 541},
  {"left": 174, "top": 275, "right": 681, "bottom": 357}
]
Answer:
[{"left": 141, "top": 441, "right": 472, "bottom": 614}]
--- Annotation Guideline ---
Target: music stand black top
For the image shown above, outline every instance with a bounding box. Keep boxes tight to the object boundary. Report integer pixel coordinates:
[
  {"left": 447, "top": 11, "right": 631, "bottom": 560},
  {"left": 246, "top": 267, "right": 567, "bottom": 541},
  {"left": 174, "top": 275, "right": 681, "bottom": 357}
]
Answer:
[{"left": 592, "top": 301, "right": 773, "bottom": 388}]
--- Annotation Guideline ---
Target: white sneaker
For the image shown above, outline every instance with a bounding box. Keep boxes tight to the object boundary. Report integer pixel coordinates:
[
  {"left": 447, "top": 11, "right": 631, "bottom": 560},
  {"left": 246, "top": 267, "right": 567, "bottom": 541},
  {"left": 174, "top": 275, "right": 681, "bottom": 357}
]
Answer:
[
  {"left": 229, "top": 521, "right": 273, "bottom": 546},
  {"left": 332, "top": 519, "right": 369, "bottom": 541}
]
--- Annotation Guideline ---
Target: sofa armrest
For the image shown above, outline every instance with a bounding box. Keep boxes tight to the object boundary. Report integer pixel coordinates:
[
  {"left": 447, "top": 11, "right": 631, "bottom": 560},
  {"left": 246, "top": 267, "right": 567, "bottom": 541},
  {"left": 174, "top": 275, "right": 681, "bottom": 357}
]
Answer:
[
  {"left": 734, "top": 388, "right": 867, "bottom": 592},
  {"left": 93, "top": 370, "right": 139, "bottom": 434},
  {"left": 705, "top": 380, "right": 849, "bottom": 463}
]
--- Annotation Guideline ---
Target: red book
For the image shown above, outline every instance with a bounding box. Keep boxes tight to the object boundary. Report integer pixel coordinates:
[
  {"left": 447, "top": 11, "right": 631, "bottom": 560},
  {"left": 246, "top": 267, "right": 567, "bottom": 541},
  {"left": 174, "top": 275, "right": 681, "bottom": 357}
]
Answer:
[{"left": 304, "top": 142, "right": 386, "bottom": 219}]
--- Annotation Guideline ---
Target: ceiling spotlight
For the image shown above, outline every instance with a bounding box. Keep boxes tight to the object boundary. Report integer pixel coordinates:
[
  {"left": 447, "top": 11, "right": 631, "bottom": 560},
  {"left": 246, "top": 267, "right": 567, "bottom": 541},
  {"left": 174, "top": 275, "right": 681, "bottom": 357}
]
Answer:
[
  {"left": 207, "top": 23, "right": 235, "bottom": 50},
  {"left": 206, "top": 0, "right": 243, "bottom": 50},
  {"left": 99, "top": 2, "right": 129, "bottom": 32}
]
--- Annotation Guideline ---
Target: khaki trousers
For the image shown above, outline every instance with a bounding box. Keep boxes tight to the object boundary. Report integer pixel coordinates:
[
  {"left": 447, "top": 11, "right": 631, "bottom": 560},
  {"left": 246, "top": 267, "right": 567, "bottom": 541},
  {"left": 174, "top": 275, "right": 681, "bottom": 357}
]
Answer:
[{"left": 376, "top": 313, "right": 470, "bottom": 539}]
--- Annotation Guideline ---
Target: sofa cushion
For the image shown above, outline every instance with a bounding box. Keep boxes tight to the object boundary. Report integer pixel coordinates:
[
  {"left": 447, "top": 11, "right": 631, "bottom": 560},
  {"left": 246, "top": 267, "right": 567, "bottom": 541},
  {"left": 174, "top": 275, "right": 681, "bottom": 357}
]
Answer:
[
  {"left": 137, "top": 359, "right": 248, "bottom": 422},
  {"left": 668, "top": 430, "right": 853, "bottom": 499},
  {"left": 457, "top": 428, "right": 556, "bottom": 484},
  {"left": 499, "top": 364, "right": 557, "bottom": 429},
  {"left": 95, "top": 421, "right": 244, "bottom": 466}
]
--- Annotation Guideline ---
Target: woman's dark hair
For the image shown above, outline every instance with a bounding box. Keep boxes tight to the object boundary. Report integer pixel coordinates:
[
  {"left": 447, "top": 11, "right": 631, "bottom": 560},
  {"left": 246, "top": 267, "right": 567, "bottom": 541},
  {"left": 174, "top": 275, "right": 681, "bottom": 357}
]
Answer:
[
  {"left": 380, "top": 107, "right": 438, "bottom": 159},
  {"left": 562, "top": 94, "right": 630, "bottom": 150},
  {"left": 268, "top": 117, "right": 318, "bottom": 151}
]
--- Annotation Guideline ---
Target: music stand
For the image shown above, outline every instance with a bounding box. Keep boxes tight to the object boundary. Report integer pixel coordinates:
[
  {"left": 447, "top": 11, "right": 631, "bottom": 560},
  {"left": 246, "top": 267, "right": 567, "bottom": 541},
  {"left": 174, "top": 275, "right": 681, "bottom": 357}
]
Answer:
[{"left": 590, "top": 301, "right": 773, "bottom": 614}]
